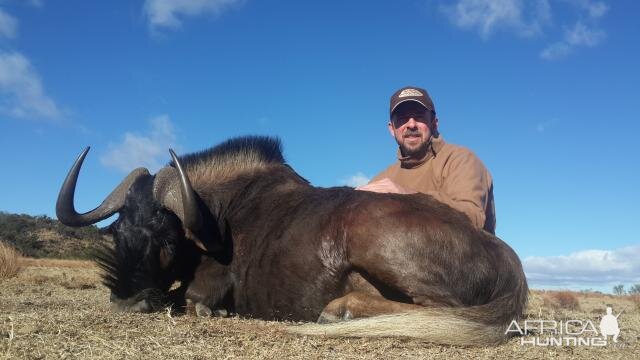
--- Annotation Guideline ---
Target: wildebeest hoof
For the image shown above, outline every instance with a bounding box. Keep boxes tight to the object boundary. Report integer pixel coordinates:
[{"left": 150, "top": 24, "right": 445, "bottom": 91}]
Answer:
[
  {"left": 317, "top": 311, "right": 339, "bottom": 324},
  {"left": 195, "top": 302, "right": 213, "bottom": 317},
  {"left": 317, "top": 309, "right": 353, "bottom": 324},
  {"left": 213, "top": 309, "right": 228, "bottom": 317}
]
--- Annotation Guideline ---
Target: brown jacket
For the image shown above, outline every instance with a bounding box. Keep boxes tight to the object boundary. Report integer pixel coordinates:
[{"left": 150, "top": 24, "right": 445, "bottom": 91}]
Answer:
[{"left": 371, "top": 136, "right": 496, "bottom": 234}]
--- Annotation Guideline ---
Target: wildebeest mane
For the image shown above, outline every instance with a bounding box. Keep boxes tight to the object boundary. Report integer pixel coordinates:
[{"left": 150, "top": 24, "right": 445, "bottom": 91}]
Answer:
[{"left": 171, "top": 136, "right": 286, "bottom": 186}]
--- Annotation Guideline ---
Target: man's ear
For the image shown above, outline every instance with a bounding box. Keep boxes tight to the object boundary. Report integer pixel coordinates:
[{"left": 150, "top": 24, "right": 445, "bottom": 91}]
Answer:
[
  {"left": 431, "top": 117, "right": 440, "bottom": 137},
  {"left": 387, "top": 121, "right": 395, "bottom": 137}
]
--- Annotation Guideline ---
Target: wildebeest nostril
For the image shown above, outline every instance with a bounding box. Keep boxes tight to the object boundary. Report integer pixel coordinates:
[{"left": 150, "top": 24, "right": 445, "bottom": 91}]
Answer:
[{"left": 110, "top": 297, "right": 152, "bottom": 313}]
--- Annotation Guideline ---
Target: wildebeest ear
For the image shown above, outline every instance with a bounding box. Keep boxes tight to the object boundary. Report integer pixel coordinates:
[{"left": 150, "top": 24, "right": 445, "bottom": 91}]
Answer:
[{"left": 98, "top": 224, "right": 113, "bottom": 235}]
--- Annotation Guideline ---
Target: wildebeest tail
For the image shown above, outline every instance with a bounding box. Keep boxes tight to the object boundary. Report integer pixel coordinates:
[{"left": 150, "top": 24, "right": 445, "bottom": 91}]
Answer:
[{"left": 289, "top": 279, "right": 528, "bottom": 346}]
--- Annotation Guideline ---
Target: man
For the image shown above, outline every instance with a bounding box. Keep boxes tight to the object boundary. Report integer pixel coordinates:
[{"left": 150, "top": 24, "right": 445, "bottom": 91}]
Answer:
[{"left": 357, "top": 86, "right": 496, "bottom": 234}]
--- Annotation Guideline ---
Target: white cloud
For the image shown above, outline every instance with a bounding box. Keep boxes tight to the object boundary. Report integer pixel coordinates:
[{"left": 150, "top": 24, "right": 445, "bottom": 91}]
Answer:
[
  {"left": 565, "top": 21, "right": 605, "bottom": 46},
  {"left": 539, "top": 1, "right": 608, "bottom": 60},
  {"left": 441, "top": 0, "right": 551, "bottom": 39},
  {"left": 523, "top": 245, "right": 640, "bottom": 289},
  {"left": 563, "top": 0, "right": 608, "bottom": 19},
  {"left": 100, "top": 115, "right": 179, "bottom": 173},
  {"left": 0, "top": 8, "right": 18, "bottom": 39},
  {"left": 540, "top": 41, "right": 571, "bottom": 60},
  {"left": 0, "top": 51, "right": 61, "bottom": 120},
  {"left": 439, "top": 1, "right": 609, "bottom": 60},
  {"left": 540, "top": 21, "right": 605, "bottom": 60},
  {"left": 341, "top": 172, "right": 370, "bottom": 188},
  {"left": 143, "top": 0, "right": 243, "bottom": 32}
]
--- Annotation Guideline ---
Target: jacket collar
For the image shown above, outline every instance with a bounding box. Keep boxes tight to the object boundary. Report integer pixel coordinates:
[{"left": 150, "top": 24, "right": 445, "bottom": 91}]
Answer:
[{"left": 398, "top": 135, "right": 445, "bottom": 169}]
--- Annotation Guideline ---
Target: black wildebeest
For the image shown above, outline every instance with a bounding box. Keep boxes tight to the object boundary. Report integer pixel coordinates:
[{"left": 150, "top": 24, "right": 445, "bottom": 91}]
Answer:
[{"left": 56, "top": 136, "right": 527, "bottom": 345}]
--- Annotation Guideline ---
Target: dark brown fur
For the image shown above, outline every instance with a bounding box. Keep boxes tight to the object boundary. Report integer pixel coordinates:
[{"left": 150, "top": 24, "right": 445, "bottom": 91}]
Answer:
[
  {"left": 186, "top": 165, "right": 526, "bottom": 319},
  {"left": 95, "top": 136, "right": 527, "bottom": 344}
]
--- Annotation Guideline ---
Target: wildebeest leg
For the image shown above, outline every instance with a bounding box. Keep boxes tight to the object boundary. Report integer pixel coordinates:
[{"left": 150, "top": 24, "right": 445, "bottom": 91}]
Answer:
[
  {"left": 184, "top": 256, "right": 233, "bottom": 317},
  {"left": 318, "top": 291, "right": 421, "bottom": 323},
  {"left": 349, "top": 230, "right": 468, "bottom": 307},
  {"left": 185, "top": 299, "right": 229, "bottom": 318},
  {"left": 355, "top": 264, "right": 463, "bottom": 308}
]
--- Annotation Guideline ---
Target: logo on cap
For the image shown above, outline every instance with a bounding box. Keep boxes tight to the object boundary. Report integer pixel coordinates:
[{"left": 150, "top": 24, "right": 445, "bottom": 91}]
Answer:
[{"left": 398, "top": 88, "right": 423, "bottom": 98}]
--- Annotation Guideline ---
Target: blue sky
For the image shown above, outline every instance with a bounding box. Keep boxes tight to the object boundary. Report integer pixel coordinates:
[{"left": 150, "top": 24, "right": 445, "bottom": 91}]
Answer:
[{"left": 1, "top": 0, "right": 638, "bottom": 293}]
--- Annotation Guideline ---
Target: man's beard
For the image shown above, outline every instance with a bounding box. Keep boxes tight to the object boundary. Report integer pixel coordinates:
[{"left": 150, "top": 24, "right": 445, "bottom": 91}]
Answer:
[{"left": 399, "top": 130, "right": 430, "bottom": 158}]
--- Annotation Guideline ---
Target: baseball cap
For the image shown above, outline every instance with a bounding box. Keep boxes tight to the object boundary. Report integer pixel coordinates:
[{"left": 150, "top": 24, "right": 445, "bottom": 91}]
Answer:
[{"left": 389, "top": 86, "right": 435, "bottom": 115}]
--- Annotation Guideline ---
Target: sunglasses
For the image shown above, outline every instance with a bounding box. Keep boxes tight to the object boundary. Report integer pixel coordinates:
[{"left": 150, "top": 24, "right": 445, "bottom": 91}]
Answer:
[{"left": 391, "top": 110, "right": 434, "bottom": 128}]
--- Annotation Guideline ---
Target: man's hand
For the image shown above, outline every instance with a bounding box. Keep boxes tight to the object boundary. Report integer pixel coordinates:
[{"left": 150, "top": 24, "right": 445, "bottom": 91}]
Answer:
[{"left": 356, "top": 178, "right": 415, "bottom": 194}]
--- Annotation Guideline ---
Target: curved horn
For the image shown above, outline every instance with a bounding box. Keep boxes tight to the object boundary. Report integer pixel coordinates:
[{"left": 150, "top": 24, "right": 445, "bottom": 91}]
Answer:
[
  {"left": 153, "top": 149, "right": 202, "bottom": 234},
  {"left": 56, "top": 147, "right": 150, "bottom": 227},
  {"left": 170, "top": 149, "right": 202, "bottom": 233}
]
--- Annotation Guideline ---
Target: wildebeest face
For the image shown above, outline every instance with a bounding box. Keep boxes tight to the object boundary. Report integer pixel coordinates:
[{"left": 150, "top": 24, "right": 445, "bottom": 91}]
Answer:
[
  {"left": 97, "top": 178, "right": 183, "bottom": 313},
  {"left": 56, "top": 147, "right": 204, "bottom": 313}
]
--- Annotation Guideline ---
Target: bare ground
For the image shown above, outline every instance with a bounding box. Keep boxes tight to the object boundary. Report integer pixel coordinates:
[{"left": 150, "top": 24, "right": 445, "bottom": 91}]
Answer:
[{"left": 1, "top": 260, "right": 638, "bottom": 359}]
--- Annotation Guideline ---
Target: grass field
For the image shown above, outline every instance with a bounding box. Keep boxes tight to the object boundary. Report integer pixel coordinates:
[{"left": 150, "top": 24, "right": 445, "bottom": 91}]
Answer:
[{"left": 1, "top": 259, "right": 638, "bottom": 359}]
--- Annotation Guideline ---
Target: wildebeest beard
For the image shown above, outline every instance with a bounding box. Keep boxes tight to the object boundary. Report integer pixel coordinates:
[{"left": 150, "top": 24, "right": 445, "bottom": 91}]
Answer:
[{"left": 95, "top": 244, "right": 169, "bottom": 311}]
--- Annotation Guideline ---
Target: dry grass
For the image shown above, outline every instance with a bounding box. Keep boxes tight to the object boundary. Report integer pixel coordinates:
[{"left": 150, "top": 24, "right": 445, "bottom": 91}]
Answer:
[
  {"left": 1, "top": 264, "right": 639, "bottom": 359},
  {"left": 0, "top": 241, "right": 22, "bottom": 279},
  {"left": 630, "top": 295, "right": 640, "bottom": 312},
  {"left": 19, "top": 257, "right": 95, "bottom": 269},
  {"left": 541, "top": 290, "right": 581, "bottom": 311}
]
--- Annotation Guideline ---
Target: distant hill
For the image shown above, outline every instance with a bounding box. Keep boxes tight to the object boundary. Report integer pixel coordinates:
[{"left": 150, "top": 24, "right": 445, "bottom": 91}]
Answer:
[{"left": 0, "top": 211, "right": 111, "bottom": 259}]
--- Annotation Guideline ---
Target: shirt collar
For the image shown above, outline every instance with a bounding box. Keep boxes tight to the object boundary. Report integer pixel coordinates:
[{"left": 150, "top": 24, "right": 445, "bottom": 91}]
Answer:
[{"left": 397, "top": 135, "right": 445, "bottom": 169}]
